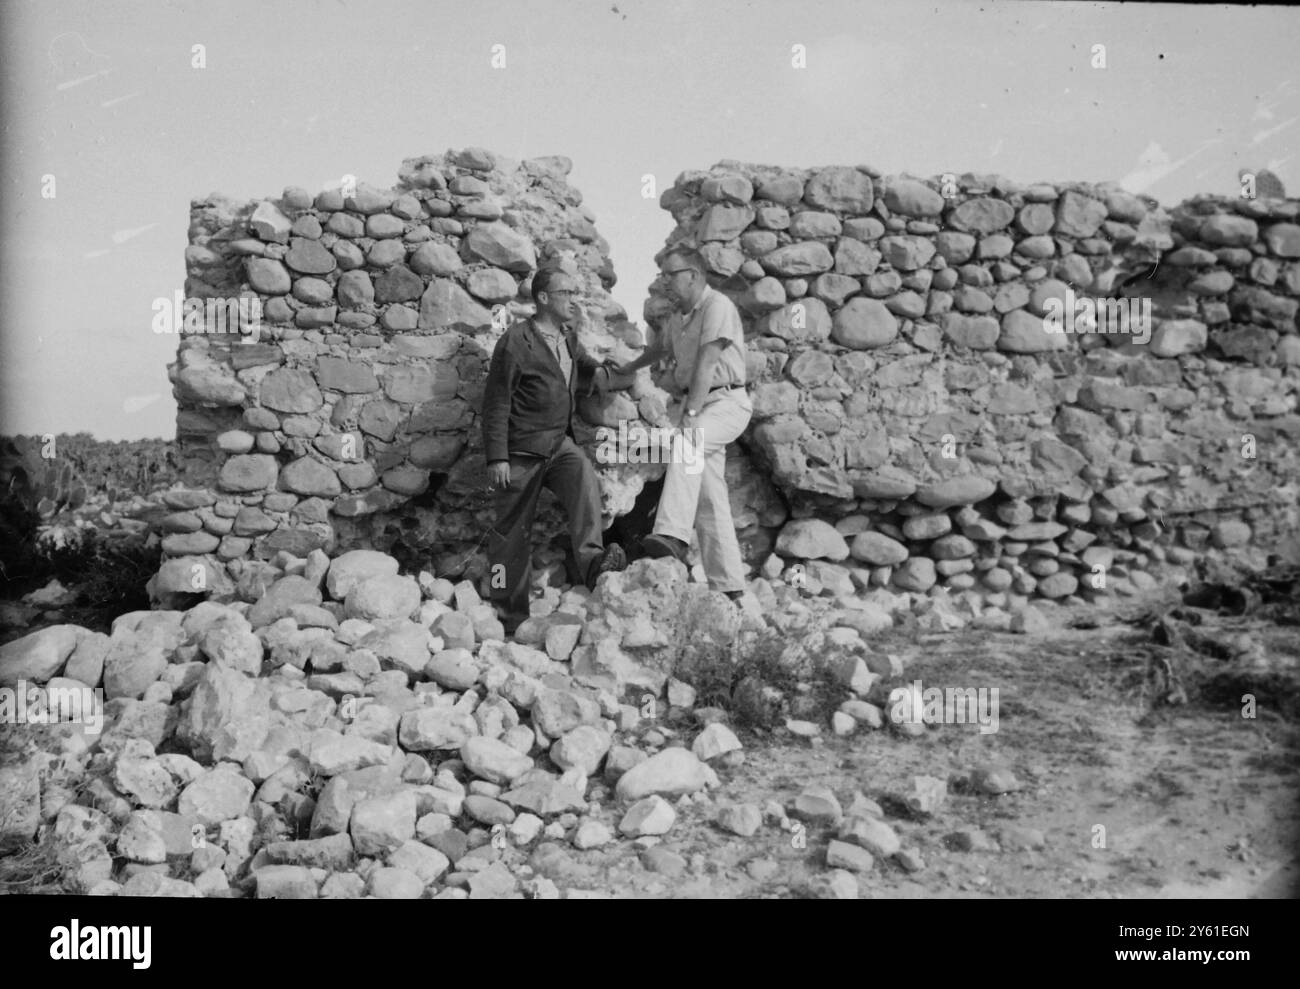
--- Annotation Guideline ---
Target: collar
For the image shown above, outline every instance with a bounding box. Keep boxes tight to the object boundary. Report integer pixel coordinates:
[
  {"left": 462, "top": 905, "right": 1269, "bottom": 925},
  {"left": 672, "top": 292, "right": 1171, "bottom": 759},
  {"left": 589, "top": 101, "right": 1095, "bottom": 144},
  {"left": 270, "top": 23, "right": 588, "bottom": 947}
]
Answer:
[
  {"left": 529, "top": 316, "right": 571, "bottom": 341},
  {"left": 682, "top": 284, "right": 712, "bottom": 318},
  {"left": 523, "top": 315, "right": 568, "bottom": 344}
]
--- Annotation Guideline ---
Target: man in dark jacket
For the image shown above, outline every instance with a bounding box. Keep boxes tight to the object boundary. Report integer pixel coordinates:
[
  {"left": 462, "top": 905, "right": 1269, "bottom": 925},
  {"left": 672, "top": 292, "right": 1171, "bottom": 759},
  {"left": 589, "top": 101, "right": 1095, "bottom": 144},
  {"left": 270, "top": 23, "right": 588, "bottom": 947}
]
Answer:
[{"left": 481, "top": 266, "right": 627, "bottom": 632}]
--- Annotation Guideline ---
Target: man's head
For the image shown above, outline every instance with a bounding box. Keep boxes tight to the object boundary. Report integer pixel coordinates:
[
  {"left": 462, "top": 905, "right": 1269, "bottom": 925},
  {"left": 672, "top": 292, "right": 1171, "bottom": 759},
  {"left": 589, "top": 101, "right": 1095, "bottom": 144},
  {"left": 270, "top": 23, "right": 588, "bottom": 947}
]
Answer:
[
  {"left": 532, "top": 266, "right": 580, "bottom": 325},
  {"left": 659, "top": 248, "right": 708, "bottom": 313}
]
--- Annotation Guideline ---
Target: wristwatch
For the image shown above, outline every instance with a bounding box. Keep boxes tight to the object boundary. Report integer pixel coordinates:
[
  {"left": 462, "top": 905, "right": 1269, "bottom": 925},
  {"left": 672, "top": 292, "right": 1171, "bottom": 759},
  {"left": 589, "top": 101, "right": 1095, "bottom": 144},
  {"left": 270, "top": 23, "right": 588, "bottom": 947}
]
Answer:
[{"left": 683, "top": 408, "right": 698, "bottom": 418}]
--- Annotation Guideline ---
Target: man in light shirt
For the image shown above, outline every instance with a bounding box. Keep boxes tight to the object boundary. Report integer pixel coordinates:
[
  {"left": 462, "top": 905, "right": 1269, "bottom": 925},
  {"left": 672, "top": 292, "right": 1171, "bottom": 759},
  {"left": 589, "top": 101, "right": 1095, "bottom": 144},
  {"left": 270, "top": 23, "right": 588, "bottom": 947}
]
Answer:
[{"left": 613, "top": 247, "right": 753, "bottom": 602}]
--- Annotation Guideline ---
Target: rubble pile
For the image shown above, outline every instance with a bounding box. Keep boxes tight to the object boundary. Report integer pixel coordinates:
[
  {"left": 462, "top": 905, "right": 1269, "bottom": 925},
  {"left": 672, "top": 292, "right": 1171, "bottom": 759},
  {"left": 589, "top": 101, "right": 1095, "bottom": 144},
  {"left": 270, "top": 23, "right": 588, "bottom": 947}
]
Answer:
[{"left": 0, "top": 550, "right": 957, "bottom": 899}]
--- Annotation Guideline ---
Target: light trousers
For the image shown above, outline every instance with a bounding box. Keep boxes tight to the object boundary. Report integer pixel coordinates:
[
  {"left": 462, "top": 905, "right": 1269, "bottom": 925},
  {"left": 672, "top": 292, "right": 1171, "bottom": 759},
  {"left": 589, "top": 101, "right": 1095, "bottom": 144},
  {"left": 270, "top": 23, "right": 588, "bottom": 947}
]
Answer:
[{"left": 651, "top": 388, "right": 753, "bottom": 593}]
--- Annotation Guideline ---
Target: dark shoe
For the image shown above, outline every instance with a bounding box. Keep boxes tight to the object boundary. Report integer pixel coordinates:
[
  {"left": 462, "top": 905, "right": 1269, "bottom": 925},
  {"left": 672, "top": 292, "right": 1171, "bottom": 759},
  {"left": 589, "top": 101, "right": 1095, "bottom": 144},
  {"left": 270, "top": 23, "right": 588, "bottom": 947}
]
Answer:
[
  {"left": 641, "top": 533, "right": 689, "bottom": 564},
  {"left": 497, "top": 610, "right": 527, "bottom": 637},
  {"left": 587, "top": 543, "right": 628, "bottom": 589}
]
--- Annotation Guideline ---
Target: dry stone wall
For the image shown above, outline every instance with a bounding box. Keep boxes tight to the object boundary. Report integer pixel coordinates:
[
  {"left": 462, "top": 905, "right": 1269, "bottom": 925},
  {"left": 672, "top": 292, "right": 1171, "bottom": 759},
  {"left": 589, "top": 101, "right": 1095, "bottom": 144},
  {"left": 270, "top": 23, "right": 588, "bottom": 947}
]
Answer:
[
  {"left": 158, "top": 149, "right": 670, "bottom": 604},
  {"left": 645, "top": 163, "right": 1300, "bottom": 604},
  {"left": 157, "top": 149, "right": 1300, "bottom": 613}
]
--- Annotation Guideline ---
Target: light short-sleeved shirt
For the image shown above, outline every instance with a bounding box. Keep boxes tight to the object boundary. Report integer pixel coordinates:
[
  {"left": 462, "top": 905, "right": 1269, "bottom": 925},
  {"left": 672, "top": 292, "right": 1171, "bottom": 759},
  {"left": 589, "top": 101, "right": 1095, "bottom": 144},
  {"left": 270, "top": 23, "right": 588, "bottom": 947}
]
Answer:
[{"left": 665, "top": 285, "right": 747, "bottom": 394}]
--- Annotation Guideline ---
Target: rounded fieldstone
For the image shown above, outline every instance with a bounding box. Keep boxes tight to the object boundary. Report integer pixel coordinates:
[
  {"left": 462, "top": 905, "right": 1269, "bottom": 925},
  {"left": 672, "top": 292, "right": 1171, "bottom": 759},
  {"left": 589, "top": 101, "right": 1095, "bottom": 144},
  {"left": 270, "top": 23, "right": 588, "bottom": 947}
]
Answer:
[
  {"left": 1264, "top": 222, "right": 1300, "bottom": 258},
  {"left": 916, "top": 475, "right": 996, "bottom": 507},
  {"left": 761, "top": 242, "right": 834, "bottom": 277},
  {"left": 367, "top": 240, "right": 406, "bottom": 268},
  {"left": 936, "top": 231, "right": 977, "bottom": 264},
  {"left": 941, "top": 313, "right": 1000, "bottom": 349},
  {"left": 374, "top": 265, "right": 424, "bottom": 304},
  {"left": 1199, "top": 214, "right": 1258, "bottom": 247},
  {"left": 467, "top": 267, "right": 518, "bottom": 303},
  {"left": 883, "top": 179, "right": 944, "bottom": 217},
  {"left": 285, "top": 237, "right": 337, "bottom": 275},
  {"left": 381, "top": 465, "right": 430, "bottom": 496},
  {"left": 902, "top": 514, "right": 951, "bottom": 540},
  {"left": 346, "top": 187, "right": 395, "bottom": 214},
  {"left": 1016, "top": 203, "right": 1055, "bottom": 235},
  {"left": 696, "top": 204, "right": 756, "bottom": 241},
  {"left": 701, "top": 174, "right": 754, "bottom": 204},
  {"left": 332, "top": 241, "right": 365, "bottom": 269},
  {"left": 999, "top": 310, "right": 1068, "bottom": 353},
  {"left": 217, "top": 430, "right": 255, "bottom": 454},
  {"left": 746, "top": 276, "right": 786, "bottom": 310},
  {"left": 878, "top": 235, "right": 936, "bottom": 271},
  {"left": 698, "top": 243, "right": 744, "bottom": 276},
  {"left": 832, "top": 298, "right": 898, "bottom": 349},
  {"left": 219, "top": 454, "right": 279, "bottom": 492},
  {"left": 464, "top": 222, "right": 536, "bottom": 273},
  {"left": 789, "top": 211, "right": 843, "bottom": 239},
  {"left": 1053, "top": 191, "right": 1109, "bottom": 238},
  {"left": 246, "top": 258, "right": 291, "bottom": 294},
  {"left": 345, "top": 574, "right": 421, "bottom": 622},
  {"left": 812, "top": 273, "right": 861, "bottom": 308},
  {"left": 762, "top": 297, "right": 831, "bottom": 342},
  {"left": 931, "top": 535, "right": 977, "bottom": 560},
  {"left": 162, "top": 532, "right": 220, "bottom": 555},
  {"left": 327, "top": 213, "right": 365, "bottom": 238},
  {"left": 260, "top": 369, "right": 324, "bottom": 413},
  {"left": 804, "top": 167, "right": 874, "bottom": 212},
  {"left": 365, "top": 214, "right": 406, "bottom": 239},
  {"left": 947, "top": 198, "right": 1015, "bottom": 234},
  {"left": 409, "top": 435, "right": 465, "bottom": 471},
  {"left": 280, "top": 458, "right": 341, "bottom": 497},
  {"left": 316, "top": 357, "right": 379, "bottom": 393},
  {"left": 292, "top": 277, "right": 334, "bottom": 306},
  {"left": 756, "top": 174, "right": 805, "bottom": 205},
  {"left": 409, "top": 242, "right": 463, "bottom": 277},
  {"left": 850, "top": 467, "right": 918, "bottom": 499},
  {"left": 419, "top": 279, "right": 492, "bottom": 331},
  {"left": 834, "top": 238, "right": 881, "bottom": 276},
  {"left": 850, "top": 532, "right": 908, "bottom": 566},
  {"left": 1149, "top": 319, "right": 1207, "bottom": 358},
  {"left": 1037, "top": 573, "right": 1078, "bottom": 598},
  {"left": 775, "top": 519, "right": 850, "bottom": 561},
  {"left": 892, "top": 557, "right": 937, "bottom": 592}
]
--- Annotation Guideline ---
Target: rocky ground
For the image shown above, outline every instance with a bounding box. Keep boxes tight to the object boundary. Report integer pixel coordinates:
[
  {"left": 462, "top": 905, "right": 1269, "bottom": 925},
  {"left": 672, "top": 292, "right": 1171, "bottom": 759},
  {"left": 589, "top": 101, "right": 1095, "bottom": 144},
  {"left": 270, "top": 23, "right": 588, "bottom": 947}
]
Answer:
[{"left": 0, "top": 548, "right": 1296, "bottom": 900}]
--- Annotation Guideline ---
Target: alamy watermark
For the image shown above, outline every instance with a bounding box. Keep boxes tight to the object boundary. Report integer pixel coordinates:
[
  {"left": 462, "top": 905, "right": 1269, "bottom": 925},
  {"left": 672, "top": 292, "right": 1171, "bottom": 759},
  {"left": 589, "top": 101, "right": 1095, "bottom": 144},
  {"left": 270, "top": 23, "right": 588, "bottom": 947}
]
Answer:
[
  {"left": 594, "top": 420, "right": 705, "bottom": 476},
  {"left": 0, "top": 680, "right": 103, "bottom": 734},
  {"left": 152, "top": 291, "right": 263, "bottom": 342},
  {"left": 888, "top": 679, "right": 1000, "bottom": 734},
  {"left": 1042, "top": 287, "right": 1151, "bottom": 345},
  {"left": 50, "top": 920, "right": 150, "bottom": 968}
]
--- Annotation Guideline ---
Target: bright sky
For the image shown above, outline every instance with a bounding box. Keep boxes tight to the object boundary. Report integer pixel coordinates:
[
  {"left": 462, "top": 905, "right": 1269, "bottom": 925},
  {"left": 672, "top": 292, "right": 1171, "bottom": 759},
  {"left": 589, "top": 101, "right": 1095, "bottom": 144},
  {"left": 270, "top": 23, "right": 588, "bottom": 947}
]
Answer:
[{"left": 1, "top": 0, "right": 1296, "bottom": 440}]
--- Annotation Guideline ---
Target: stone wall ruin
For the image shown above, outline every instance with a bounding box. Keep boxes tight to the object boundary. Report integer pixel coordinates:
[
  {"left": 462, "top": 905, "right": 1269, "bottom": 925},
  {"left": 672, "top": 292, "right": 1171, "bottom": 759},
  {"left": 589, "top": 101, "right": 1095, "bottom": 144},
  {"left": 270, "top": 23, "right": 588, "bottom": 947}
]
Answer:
[{"left": 154, "top": 149, "right": 1300, "bottom": 614}]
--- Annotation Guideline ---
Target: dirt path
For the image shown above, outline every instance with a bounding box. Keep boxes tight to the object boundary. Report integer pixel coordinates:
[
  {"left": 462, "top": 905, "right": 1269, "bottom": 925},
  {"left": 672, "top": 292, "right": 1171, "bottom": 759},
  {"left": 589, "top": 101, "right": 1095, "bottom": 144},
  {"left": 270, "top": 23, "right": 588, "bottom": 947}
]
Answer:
[{"left": 535, "top": 600, "right": 1300, "bottom": 899}]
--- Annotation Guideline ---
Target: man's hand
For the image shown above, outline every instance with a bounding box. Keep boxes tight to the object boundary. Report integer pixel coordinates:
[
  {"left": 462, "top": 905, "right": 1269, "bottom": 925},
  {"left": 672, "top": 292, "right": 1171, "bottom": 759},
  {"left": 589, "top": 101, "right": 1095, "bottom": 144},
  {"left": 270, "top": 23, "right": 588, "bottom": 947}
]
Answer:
[{"left": 488, "top": 461, "right": 510, "bottom": 491}]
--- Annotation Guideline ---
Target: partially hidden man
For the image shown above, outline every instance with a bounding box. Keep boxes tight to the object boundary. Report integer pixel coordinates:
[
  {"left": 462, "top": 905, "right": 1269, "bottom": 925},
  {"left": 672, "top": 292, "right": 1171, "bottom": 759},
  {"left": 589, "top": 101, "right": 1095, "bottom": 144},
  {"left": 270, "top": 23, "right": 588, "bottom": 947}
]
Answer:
[{"left": 481, "top": 266, "right": 628, "bottom": 633}]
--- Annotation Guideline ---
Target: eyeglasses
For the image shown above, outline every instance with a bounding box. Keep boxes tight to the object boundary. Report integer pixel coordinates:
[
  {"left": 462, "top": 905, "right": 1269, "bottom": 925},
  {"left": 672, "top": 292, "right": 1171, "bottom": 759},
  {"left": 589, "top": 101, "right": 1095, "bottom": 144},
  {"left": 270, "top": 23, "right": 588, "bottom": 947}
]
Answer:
[
  {"left": 663, "top": 268, "right": 695, "bottom": 278},
  {"left": 546, "top": 289, "right": 578, "bottom": 298}
]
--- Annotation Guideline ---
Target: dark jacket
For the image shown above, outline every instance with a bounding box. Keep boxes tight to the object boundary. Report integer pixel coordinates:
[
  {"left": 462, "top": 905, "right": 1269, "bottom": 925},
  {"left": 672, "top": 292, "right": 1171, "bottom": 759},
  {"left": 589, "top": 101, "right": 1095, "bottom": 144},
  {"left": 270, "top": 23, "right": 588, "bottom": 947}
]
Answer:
[{"left": 481, "top": 316, "right": 608, "bottom": 462}]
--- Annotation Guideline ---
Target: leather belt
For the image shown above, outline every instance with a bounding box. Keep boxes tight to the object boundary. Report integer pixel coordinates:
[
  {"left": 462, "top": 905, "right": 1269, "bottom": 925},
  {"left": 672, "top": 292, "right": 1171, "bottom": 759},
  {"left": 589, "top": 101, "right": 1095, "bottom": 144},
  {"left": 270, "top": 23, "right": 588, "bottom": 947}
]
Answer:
[{"left": 708, "top": 383, "right": 745, "bottom": 394}]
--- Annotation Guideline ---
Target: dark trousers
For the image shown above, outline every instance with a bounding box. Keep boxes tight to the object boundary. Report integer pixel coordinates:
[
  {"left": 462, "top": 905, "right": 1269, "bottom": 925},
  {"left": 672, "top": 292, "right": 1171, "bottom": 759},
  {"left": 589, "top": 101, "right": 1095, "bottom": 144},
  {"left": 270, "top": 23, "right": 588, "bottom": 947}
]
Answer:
[{"left": 487, "top": 436, "right": 604, "bottom": 623}]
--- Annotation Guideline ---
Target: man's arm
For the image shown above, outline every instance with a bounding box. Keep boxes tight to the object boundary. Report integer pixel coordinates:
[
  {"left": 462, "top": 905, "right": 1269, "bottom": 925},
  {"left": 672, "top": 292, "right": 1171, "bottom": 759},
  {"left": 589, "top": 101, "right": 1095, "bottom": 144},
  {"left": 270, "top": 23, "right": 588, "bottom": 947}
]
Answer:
[
  {"left": 571, "top": 332, "right": 645, "bottom": 396},
  {"left": 615, "top": 324, "right": 669, "bottom": 375},
  {"left": 481, "top": 334, "right": 517, "bottom": 464}
]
